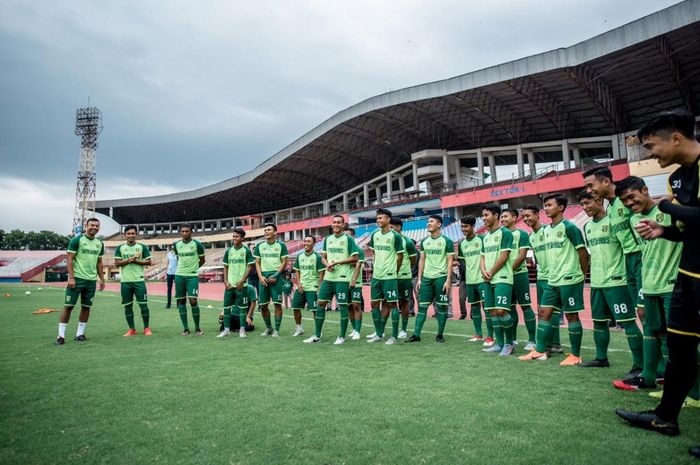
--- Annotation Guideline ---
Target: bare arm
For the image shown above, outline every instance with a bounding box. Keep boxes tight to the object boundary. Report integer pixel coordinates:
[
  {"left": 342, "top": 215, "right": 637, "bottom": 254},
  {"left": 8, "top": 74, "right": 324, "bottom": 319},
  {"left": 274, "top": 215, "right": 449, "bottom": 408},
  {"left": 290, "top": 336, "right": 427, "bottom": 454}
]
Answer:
[
  {"left": 416, "top": 252, "right": 426, "bottom": 289},
  {"left": 255, "top": 258, "right": 267, "bottom": 286},
  {"left": 97, "top": 257, "right": 105, "bottom": 290},
  {"left": 489, "top": 250, "right": 511, "bottom": 277},
  {"left": 237, "top": 264, "right": 253, "bottom": 290},
  {"left": 512, "top": 248, "right": 527, "bottom": 271},
  {"left": 350, "top": 261, "right": 362, "bottom": 287},
  {"left": 444, "top": 254, "right": 454, "bottom": 291},
  {"left": 67, "top": 253, "right": 76, "bottom": 287},
  {"left": 396, "top": 253, "right": 403, "bottom": 275},
  {"left": 294, "top": 268, "right": 303, "bottom": 292},
  {"left": 577, "top": 247, "right": 589, "bottom": 276}
]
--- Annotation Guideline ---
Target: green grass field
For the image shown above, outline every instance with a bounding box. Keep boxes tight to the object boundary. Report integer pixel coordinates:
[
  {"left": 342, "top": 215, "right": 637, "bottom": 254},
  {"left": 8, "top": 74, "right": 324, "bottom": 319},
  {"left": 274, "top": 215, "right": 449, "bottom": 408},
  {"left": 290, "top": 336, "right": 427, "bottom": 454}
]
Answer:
[{"left": 1, "top": 283, "right": 698, "bottom": 465}]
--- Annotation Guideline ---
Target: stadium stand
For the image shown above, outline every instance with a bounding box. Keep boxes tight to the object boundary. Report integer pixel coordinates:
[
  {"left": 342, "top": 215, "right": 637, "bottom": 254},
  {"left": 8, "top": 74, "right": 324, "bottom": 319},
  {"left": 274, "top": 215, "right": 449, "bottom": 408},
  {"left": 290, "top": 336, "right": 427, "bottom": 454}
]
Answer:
[{"left": 0, "top": 251, "right": 66, "bottom": 282}]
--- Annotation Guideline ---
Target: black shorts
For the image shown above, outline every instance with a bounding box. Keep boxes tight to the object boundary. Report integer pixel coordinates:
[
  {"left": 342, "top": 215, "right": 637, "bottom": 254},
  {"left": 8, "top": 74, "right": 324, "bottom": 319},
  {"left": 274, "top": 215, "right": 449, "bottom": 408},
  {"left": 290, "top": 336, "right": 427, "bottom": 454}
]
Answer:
[{"left": 668, "top": 272, "right": 700, "bottom": 338}]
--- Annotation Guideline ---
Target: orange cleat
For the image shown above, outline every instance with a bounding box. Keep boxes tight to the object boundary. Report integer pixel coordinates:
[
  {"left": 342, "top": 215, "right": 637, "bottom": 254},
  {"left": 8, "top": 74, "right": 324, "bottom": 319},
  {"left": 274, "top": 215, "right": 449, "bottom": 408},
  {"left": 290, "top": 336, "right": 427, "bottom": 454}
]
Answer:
[
  {"left": 518, "top": 350, "right": 547, "bottom": 361},
  {"left": 144, "top": 327, "right": 153, "bottom": 336},
  {"left": 560, "top": 354, "right": 582, "bottom": 366},
  {"left": 123, "top": 329, "right": 137, "bottom": 337}
]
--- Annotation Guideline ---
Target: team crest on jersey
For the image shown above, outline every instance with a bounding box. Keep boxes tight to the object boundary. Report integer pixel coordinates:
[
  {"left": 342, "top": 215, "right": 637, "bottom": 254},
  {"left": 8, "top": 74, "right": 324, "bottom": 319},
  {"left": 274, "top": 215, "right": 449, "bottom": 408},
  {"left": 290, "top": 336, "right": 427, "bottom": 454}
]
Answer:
[
  {"left": 602, "top": 225, "right": 608, "bottom": 233},
  {"left": 617, "top": 208, "right": 624, "bottom": 216},
  {"left": 557, "top": 231, "right": 563, "bottom": 238},
  {"left": 656, "top": 213, "right": 664, "bottom": 222}
]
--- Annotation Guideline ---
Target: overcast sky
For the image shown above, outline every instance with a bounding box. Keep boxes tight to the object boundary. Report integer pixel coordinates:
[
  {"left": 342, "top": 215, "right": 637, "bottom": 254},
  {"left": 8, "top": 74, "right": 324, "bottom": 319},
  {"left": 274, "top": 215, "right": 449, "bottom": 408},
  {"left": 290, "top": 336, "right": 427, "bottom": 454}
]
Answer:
[{"left": 0, "top": 0, "right": 682, "bottom": 234}]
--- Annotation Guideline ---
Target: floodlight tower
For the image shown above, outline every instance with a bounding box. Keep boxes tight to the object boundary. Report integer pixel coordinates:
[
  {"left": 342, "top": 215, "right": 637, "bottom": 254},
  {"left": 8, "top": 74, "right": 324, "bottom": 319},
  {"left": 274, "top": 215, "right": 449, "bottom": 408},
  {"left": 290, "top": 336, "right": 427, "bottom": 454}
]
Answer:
[{"left": 72, "top": 106, "right": 103, "bottom": 235}]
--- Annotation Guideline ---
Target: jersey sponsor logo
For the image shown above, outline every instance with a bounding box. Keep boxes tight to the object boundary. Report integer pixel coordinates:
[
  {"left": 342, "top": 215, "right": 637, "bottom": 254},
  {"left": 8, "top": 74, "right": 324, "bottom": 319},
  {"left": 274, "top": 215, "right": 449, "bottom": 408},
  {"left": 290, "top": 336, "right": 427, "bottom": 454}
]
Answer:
[
  {"left": 178, "top": 251, "right": 197, "bottom": 257},
  {"left": 327, "top": 247, "right": 346, "bottom": 254},
  {"left": 588, "top": 237, "right": 611, "bottom": 246},
  {"left": 261, "top": 252, "right": 281, "bottom": 258}
]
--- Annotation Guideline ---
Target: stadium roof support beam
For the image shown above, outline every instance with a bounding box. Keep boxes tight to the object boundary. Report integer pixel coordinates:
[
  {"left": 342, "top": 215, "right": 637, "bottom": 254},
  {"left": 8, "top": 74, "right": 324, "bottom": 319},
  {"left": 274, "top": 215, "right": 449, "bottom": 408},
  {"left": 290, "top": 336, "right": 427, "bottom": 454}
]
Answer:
[
  {"left": 449, "top": 89, "right": 532, "bottom": 142},
  {"left": 311, "top": 136, "right": 388, "bottom": 173},
  {"left": 404, "top": 102, "right": 478, "bottom": 148},
  {"left": 568, "top": 64, "right": 625, "bottom": 133},
  {"left": 338, "top": 122, "right": 410, "bottom": 169},
  {"left": 655, "top": 34, "right": 698, "bottom": 114},
  {"left": 270, "top": 168, "right": 346, "bottom": 191},
  {"left": 506, "top": 77, "right": 575, "bottom": 138}
]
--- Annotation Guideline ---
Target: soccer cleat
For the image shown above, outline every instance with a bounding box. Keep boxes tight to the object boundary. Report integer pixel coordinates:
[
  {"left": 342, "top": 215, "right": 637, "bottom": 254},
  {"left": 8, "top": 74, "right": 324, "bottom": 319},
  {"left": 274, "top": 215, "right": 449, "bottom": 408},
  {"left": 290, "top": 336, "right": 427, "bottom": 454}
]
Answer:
[
  {"left": 123, "top": 329, "right": 137, "bottom": 337},
  {"left": 347, "top": 330, "right": 358, "bottom": 339},
  {"left": 74, "top": 335, "right": 87, "bottom": 342},
  {"left": 612, "top": 376, "right": 656, "bottom": 391},
  {"left": 459, "top": 314, "right": 467, "bottom": 320},
  {"left": 622, "top": 366, "right": 643, "bottom": 381},
  {"left": 579, "top": 358, "right": 610, "bottom": 368},
  {"left": 239, "top": 329, "right": 247, "bottom": 338},
  {"left": 292, "top": 328, "right": 304, "bottom": 337},
  {"left": 55, "top": 336, "right": 65, "bottom": 346},
  {"left": 560, "top": 354, "right": 582, "bottom": 366},
  {"left": 482, "top": 344, "right": 502, "bottom": 353},
  {"left": 690, "top": 446, "right": 700, "bottom": 459},
  {"left": 405, "top": 335, "right": 421, "bottom": 343},
  {"left": 482, "top": 337, "right": 495, "bottom": 347},
  {"left": 366, "top": 332, "right": 377, "bottom": 339},
  {"left": 518, "top": 350, "right": 547, "bottom": 361},
  {"left": 195, "top": 329, "right": 204, "bottom": 336},
  {"left": 181, "top": 329, "right": 191, "bottom": 336},
  {"left": 435, "top": 334, "right": 445, "bottom": 343},
  {"left": 523, "top": 341, "right": 536, "bottom": 351},
  {"left": 499, "top": 344, "right": 514, "bottom": 356},
  {"left": 468, "top": 335, "right": 484, "bottom": 342},
  {"left": 398, "top": 330, "right": 407, "bottom": 339},
  {"left": 303, "top": 335, "right": 321, "bottom": 344},
  {"left": 614, "top": 409, "right": 679, "bottom": 436},
  {"left": 548, "top": 344, "right": 564, "bottom": 354},
  {"left": 333, "top": 337, "right": 346, "bottom": 345},
  {"left": 648, "top": 390, "right": 663, "bottom": 399},
  {"left": 351, "top": 331, "right": 361, "bottom": 340},
  {"left": 408, "top": 310, "right": 415, "bottom": 317},
  {"left": 271, "top": 330, "right": 280, "bottom": 337},
  {"left": 216, "top": 329, "right": 230, "bottom": 338},
  {"left": 367, "top": 335, "right": 383, "bottom": 343},
  {"left": 260, "top": 327, "right": 273, "bottom": 336},
  {"left": 385, "top": 337, "right": 397, "bottom": 345},
  {"left": 144, "top": 327, "right": 153, "bottom": 336}
]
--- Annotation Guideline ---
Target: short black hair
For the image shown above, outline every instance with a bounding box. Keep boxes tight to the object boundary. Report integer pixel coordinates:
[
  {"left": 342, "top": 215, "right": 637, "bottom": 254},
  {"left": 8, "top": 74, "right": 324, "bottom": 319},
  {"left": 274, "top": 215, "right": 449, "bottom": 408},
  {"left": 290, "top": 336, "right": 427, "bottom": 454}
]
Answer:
[
  {"left": 232, "top": 228, "right": 246, "bottom": 238},
  {"left": 264, "top": 223, "right": 277, "bottom": 231},
  {"left": 180, "top": 224, "right": 192, "bottom": 231},
  {"left": 305, "top": 235, "right": 316, "bottom": 243},
  {"left": 123, "top": 225, "right": 137, "bottom": 233},
  {"left": 582, "top": 166, "right": 613, "bottom": 182},
  {"left": 522, "top": 204, "right": 540, "bottom": 214},
  {"left": 614, "top": 176, "right": 647, "bottom": 198},
  {"left": 390, "top": 218, "right": 403, "bottom": 227},
  {"left": 460, "top": 215, "right": 476, "bottom": 226},
  {"left": 543, "top": 193, "right": 568, "bottom": 209},
  {"left": 376, "top": 208, "right": 392, "bottom": 219},
  {"left": 428, "top": 214, "right": 443, "bottom": 225},
  {"left": 637, "top": 109, "right": 696, "bottom": 141},
  {"left": 482, "top": 203, "right": 501, "bottom": 215},
  {"left": 332, "top": 214, "right": 345, "bottom": 223},
  {"left": 86, "top": 217, "right": 100, "bottom": 224},
  {"left": 577, "top": 189, "right": 595, "bottom": 202},
  {"left": 343, "top": 226, "right": 355, "bottom": 234},
  {"left": 502, "top": 208, "right": 519, "bottom": 218}
]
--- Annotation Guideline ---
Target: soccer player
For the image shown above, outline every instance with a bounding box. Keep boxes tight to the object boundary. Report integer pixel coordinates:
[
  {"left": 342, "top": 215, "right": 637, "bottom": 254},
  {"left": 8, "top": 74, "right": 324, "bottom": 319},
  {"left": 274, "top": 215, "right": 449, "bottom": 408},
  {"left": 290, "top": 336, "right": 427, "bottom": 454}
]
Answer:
[
  {"left": 114, "top": 225, "right": 153, "bottom": 337},
  {"left": 390, "top": 218, "right": 417, "bottom": 339},
  {"left": 173, "top": 224, "right": 206, "bottom": 335},
  {"left": 519, "top": 194, "right": 588, "bottom": 365},
  {"left": 292, "top": 235, "right": 324, "bottom": 335},
  {"left": 477, "top": 205, "right": 515, "bottom": 355},
  {"left": 254, "top": 223, "right": 289, "bottom": 337},
  {"left": 346, "top": 227, "right": 366, "bottom": 340},
  {"left": 499, "top": 208, "right": 537, "bottom": 349},
  {"left": 615, "top": 110, "right": 700, "bottom": 443},
  {"left": 578, "top": 191, "right": 644, "bottom": 370},
  {"left": 458, "top": 215, "right": 492, "bottom": 344},
  {"left": 406, "top": 215, "right": 454, "bottom": 343},
  {"left": 56, "top": 218, "right": 105, "bottom": 345},
  {"left": 305, "top": 215, "right": 358, "bottom": 344},
  {"left": 612, "top": 177, "right": 681, "bottom": 390},
  {"left": 218, "top": 228, "right": 255, "bottom": 338},
  {"left": 521, "top": 205, "right": 562, "bottom": 354},
  {"left": 367, "top": 209, "right": 404, "bottom": 344},
  {"left": 218, "top": 283, "right": 257, "bottom": 333}
]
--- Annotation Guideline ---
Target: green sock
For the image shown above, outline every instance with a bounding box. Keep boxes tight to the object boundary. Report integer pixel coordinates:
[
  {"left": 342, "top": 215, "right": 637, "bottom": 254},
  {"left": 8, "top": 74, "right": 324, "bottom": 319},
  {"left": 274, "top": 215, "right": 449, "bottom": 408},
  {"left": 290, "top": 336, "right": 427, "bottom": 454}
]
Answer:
[
  {"left": 371, "top": 308, "right": 382, "bottom": 335},
  {"left": 355, "top": 316, "right": 362, "bottom": 332},
  {"left": 262, "top": 310, "right": 272, "bottom": 329},
  {"left": 177, "top": 303, "right": 188, "bottom": 330},
  {"left": 592, "top": 321, "right": 610, "bottom": 360},
  {"left": 223, "top": 307, "right": 232, "bottom": 329},
  {"left": 192, "top": 305, "right": 200, "bottom": 331},
  {"left": 437, "top": 305, "right": 448, "bottom": 336},
  {"left": 523, "top": 306, "right": 536, "bottom": 342},
  {"left": 124, "top": 304, "right": 135, "bottom": 330},
  {"left": 339, "top": 306, "right": 349, "bottom": 339},
  {"left": 485, "top": 314, "right": 493, "bottom": 338},
  {"left": 391, "top": 307, "right": 400, "bottom": 338},
  {"left": 492, "top": 315, "right": 504, "bottom": 347},
  {"left": 139, "top": 303, "right": 150, "bottom": 328},
  {"left": 551, "top": 312, "right": 561, "bottom": 345},
  {"left": 471, "top": 304, "right": 483, "bottom": 337},
  {"left": 401, "top": 312, "right": 409, "bottom": 332},
  {"left": 500, "top": 313, "right": 513, "bottom": 345},
  {"left": 535, "top": 319, "right": 552, "bottom": 353},
  {"left": 274, "top": 314, "right": 282, "bottom": 332},
  {"left": 510, "top": 305, "right": 519, "bottom": 342},
  {"left": 315, "top": 307, "right": 326, "bottom": 338},
  {"left": 238, "top": 307, "right": 248, "bottom": 328},
  {"left": 379, "top": 315, "right": 388, "bottom": 338},
  {"left": 414, "top": 305, "right": 428, "bottom": 337},
  {"left": 657, "top": 335, "right": 668, "bottom": 374},
  {"left": 641, "top": 334, "right": 660, "bottom": 386},
  {"left": 620, "top": 320, "right": 644, "bottom": 368},
  {"left": 568, "top": 320, "right": 583, "bottom": 357}
]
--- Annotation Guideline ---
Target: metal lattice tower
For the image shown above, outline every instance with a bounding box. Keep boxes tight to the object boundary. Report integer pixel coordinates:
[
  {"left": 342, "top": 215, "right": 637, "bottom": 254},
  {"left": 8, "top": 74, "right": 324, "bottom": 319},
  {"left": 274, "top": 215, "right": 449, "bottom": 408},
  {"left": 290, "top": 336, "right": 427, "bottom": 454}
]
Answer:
[{"left": 72, "top": 106, "right": 103, "bottom": 234}]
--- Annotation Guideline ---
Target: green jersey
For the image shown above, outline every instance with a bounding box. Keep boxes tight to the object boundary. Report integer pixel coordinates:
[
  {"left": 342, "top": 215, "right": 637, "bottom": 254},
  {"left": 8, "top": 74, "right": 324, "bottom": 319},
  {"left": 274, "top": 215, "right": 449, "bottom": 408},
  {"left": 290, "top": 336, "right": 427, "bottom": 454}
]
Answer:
[
  {"left": 510, "top": 228, "right": 531, "bottom": 275},
  {"left": 544, "top": 220, "right": 585, "bottom": 287},
  {"left": 481, "top": 227, "right": 514, "bottom": 285},
  {"left": 67, "top": 235, "right": 104, "bottom": 281},
  {"left": 419, "top": 234, "right": 454, "bottom": 279},
  {"left": 322, "top": 233, "right": 358, "bottom": 283},
  {"left": 608, "top": 197, "right": 641, "bottom": 255},
  {"left": 114, "top": 242, "right": 150, "bottom": 283},
  {"left": 173, "top": 239, "right": 205, "bottom": 277},
  {"left": 529, "top": 225, "right": 549, "bottom": 281},
  {"left": 253, "top": 240, "right": 288, "bottom": 273},
  {"left": 293, "top": 251, "right": 325, "bottom": 292},
  {"left": 458, "top": 235, "right": 484, "bottom": 285},
  {"left": 398, "top": 235, "right": 417, "bottom": 279},
  {"left": 583, "top": 215, "right": 626, "bottom": 288},
  {"left": 222, "top": 245, "right": 254, "bottom": 285},
  {"left": 630, "top": 205, "right": 682, "bottom": 295},
  {"left": 368, "top": 229, "right": 404, "bottom": 280}
]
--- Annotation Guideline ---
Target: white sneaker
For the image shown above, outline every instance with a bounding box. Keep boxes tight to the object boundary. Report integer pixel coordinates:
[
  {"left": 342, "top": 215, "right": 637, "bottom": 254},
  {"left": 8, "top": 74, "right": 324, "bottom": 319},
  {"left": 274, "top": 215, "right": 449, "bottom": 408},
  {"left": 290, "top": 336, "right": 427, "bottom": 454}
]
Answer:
[
  {"left": 216, "top": 329, "right": 230, "bottom": 338},
  {"left": 260, "top": 327, "right": 273, "bottom": 336},
  {"left": 348, "top": 330, "right": 358, "bottom": 339},
  {"left": 271, "top": 330, "right": 280, "bottom": 337},
  {"left": 303, "top": 335, "right": 321, "bottom": 343},
  {"left": 524, "top": 341, "right": 536, "bottom": 351},
  {"left": 398, "top": 330, "right": 407, "bottom": 339},
  {"left": 367, "top": 335, "right": 382, "bottom": 343},
  {"left": 366, "top": 332, "right": 377, "bottom": 339},
  {"left": 333, "top": 337, "right": 345, "bottom": 345},
  {"left": 292, "top": 327, "right": 304, "bottom": 337},
  {"left": 239, "top": 329, "right": 246, "bottom": 338},
  {"left": 351, "top": 331, "right": 361, "bottom": 340},
  {"left": 385, "top": 337, "right": 397, "bottom": 345}
]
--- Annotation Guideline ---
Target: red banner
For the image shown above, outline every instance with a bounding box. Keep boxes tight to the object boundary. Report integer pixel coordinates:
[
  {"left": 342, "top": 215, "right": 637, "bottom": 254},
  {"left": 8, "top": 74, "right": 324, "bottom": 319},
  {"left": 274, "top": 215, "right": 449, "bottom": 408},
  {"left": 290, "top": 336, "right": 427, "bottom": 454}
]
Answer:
[{"left": 277, "top": 213, "right": 349, "bottom": 233}]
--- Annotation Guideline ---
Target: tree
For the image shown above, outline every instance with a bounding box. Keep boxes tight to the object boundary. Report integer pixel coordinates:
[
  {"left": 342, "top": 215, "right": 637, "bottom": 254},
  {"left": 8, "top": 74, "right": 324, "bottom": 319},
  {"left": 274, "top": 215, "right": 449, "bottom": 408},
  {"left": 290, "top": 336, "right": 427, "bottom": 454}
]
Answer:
[{"left": 0, "top": 229, "right": 71, "bottom": 250}]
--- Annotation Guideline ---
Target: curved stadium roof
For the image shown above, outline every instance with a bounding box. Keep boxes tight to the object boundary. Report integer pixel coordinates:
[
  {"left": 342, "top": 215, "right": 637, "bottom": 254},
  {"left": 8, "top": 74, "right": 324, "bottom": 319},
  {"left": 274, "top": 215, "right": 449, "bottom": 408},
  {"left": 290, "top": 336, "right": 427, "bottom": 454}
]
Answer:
[{"left": 97, "top": 1, "right": 700, "bottom": 224}]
